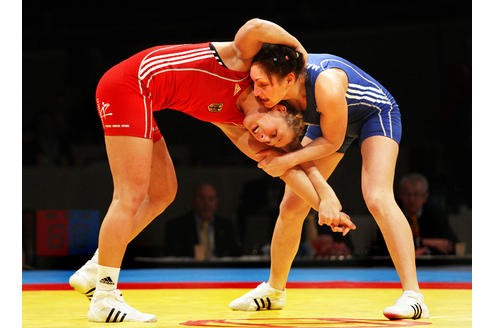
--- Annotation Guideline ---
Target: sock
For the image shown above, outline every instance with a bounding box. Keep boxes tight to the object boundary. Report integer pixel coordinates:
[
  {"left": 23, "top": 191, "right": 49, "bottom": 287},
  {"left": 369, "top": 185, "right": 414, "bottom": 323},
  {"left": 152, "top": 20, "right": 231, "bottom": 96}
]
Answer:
[{"left": 96, "top": 264, "right": 120, "bottom": 291}]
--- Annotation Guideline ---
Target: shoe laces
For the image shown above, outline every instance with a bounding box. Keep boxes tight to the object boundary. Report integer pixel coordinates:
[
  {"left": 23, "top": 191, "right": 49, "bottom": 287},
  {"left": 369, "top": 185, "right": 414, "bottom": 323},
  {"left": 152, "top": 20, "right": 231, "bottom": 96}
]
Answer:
[{"left": 109, "top": 289, "right": 125, "bottom": 302}]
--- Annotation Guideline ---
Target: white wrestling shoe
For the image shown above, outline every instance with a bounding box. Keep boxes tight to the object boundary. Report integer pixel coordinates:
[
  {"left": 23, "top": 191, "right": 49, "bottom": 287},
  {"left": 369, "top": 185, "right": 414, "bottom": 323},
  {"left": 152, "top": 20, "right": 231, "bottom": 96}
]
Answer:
[
  {"left": 69, "top": 258, "right": 97, "bottom": 300},
  {"left": 383, "top": 290, "right": 430, "bottom": 320},
  {"left": 88, "top": 289, "right": 157, "bottom": 323},
  {"left": 229, "top": 282, "right": 286, "bottom": 311}
]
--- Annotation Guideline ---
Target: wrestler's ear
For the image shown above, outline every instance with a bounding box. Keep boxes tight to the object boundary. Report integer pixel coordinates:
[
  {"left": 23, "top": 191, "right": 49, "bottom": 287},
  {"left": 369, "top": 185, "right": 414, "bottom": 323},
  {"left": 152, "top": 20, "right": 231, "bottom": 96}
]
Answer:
[
  {"left": 286, "top": 72, "right": 296, "bottom": 85},
  {"left": 273, "top": 101, "right": 289, "bottom": 113},
  {"left": 273, "top": 104, "right": 287, "bottom": 113}
]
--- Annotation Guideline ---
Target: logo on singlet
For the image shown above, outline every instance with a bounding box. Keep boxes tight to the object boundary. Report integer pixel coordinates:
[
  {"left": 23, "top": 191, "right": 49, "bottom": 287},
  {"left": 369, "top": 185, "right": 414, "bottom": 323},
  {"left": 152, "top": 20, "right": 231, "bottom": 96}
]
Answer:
[
  {"left": 208, "top": 103, "right": 223, "bottom": 113},
  {"left": 97, "top": 100, "right": 112, "bottom": 118},
  {"left": 234, "top": 83, "right": 241, "bottom": 96}
]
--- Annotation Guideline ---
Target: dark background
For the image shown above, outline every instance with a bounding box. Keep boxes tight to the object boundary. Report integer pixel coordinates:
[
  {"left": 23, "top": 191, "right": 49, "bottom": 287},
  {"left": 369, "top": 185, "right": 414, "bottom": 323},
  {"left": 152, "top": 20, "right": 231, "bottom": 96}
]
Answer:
[
  {"left": 21, "top": 1, "right": 472, "bottom": 265},
  {"left": 22, "top": 0, "right": 472, "bottom": 211}
]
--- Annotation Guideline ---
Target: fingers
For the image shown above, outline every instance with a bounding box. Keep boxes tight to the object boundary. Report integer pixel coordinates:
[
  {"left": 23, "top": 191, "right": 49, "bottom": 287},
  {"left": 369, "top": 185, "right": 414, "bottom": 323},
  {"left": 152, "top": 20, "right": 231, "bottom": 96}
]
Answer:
[
  {"left": 339, "top": 212, "right": 356, "bottom": 230},
  {"left": 331, "top": 225, "right": 350, "bottom": 236},
  {"left": 323, "top": 212, "right": 356, "bottom": 236},
  {"left": 319, "top": 211, "right": 357, "bottom": 236},
  {"left": 330, "top": 224, "right": 350, "bottom": 235}
]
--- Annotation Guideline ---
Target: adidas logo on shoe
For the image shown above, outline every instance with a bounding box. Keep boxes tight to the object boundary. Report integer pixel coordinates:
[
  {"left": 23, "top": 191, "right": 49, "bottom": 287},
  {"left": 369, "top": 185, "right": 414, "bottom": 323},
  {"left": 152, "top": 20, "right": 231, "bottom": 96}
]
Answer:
[
  {"left": 383, "top": 290, "right": 430, "bottom": 319},
  {"left": 68, "top": 260, "right": 98, "bottom": 301},
  {"left": 89, "top": 289, "right": 157, "bottom": 322},
  {"left": 84, "top": 287, "right": 96, "bottom": 300},
  {"left": 410, "top": 303, "right": 423, "bottom": 320},
  {"left": 253, "top": 297, "right": 272, "bottom": 310},
  {"left": 105, "top": 308, "right": 127, "bottom": 322},
  {"left": 99, "top": 276, "right": 115, "bottom": 285},
  {"left": 229, "top": 282, "right": 286, "bottom": 311}
]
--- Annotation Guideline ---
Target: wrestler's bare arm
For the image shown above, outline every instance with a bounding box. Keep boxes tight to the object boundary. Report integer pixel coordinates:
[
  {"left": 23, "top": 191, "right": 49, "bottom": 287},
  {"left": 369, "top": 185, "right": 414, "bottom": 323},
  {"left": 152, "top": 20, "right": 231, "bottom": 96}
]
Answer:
[
  {"left": 269, "top": 69, "right": 349, "bottom": 168},
  {"left": 218, "top": 122, "right": 356, "bottom": 233},
  {"left": 215, "top": 18, "right": 307, "bottom": 72},
  {"left": 214, "top": 122, "right": 320, "bottom": 210}
]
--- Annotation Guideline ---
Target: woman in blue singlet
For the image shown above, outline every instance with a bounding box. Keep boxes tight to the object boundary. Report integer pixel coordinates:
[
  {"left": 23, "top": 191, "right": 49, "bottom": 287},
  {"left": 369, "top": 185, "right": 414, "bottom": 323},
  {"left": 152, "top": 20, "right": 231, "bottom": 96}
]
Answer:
[{"left": 230, "top": 44, "right": 429, "bottom": 320}]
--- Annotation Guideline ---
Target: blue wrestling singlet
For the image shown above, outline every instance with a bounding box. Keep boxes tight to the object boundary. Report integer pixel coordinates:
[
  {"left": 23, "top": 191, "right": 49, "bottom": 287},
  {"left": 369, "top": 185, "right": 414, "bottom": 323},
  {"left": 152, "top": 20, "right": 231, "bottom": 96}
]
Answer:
[{"left": 303, "top": 54, "right": 402, "bottom": 153}]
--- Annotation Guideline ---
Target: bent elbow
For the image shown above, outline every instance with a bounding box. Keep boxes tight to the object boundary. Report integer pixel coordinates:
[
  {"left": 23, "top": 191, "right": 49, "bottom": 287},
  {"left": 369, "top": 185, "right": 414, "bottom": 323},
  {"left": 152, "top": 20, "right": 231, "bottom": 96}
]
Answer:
[{"left": 243, "top": 18, "right": 269, "bottom": 33}]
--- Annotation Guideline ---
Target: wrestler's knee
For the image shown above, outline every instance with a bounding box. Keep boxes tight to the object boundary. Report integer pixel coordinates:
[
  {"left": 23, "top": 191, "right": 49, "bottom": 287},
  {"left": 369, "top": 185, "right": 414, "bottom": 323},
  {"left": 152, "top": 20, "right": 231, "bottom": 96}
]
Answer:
[
  {"left": 116, "top": 184, "right": 149, "bottom": 213},
  {"left": 363, "top": 188, "right": 394, "bottom": 218},
  {"left": 151, "top": 182, "right": 177, "bottom": 216}
]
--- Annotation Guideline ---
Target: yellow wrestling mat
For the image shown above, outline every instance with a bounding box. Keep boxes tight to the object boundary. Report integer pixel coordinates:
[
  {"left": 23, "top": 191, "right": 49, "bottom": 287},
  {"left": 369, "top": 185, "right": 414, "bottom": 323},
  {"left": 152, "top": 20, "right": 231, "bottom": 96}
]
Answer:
[{"left": 22, "top": 288, "right": 471, "bottom": 327}]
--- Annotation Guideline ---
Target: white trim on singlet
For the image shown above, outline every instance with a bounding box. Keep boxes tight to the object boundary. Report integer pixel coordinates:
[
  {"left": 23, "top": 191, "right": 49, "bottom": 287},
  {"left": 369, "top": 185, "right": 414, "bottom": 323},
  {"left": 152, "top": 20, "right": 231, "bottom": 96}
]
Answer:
[
  {"left": 321, "top": 58, "right": 394, "bottom": 138},
  {"left": 345, "top": 92, "right": 391, "bottom": 105},
  {"left": 140, "top": 93, "right": 151, "bottom": 139},
  {"left": 347, "top": 83, "right": 390, "bottom": 101},
  {"left": 136, "top": 45, "right": 250, "bottom": 138},
  {"left": 139, "top": 50, "right": 213, "bottom": 80},
  {"left": 138, "top": 46, "right": 249, "bottom": 86},
  {"left": 144, "top": 68, "right": 249, "bottom": 90},
  {"left": 348, "top": 102, "right": 387, "bottom": 137},
  {"left": 137, "top": 46, "right": 215, "bottom": 139},
  {"left": 321, "top": 59, "right": 386, "bottom": 94}
]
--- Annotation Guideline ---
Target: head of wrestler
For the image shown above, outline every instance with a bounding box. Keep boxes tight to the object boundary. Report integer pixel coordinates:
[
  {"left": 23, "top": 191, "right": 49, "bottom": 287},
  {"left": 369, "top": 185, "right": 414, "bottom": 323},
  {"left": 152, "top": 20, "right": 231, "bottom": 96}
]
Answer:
[
  {"left": 250, "top": 44, "right": 306, "bottom": 108},
  {"left": 243, "top": 100, "right": 305, "bottom": 148}
]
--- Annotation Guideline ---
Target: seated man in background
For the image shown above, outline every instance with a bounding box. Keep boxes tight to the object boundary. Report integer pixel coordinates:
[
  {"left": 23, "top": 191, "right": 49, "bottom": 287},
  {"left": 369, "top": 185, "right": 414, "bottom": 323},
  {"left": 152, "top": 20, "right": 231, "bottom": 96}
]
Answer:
[
  {"left": 370, "top": 172, "right": 458, "bottom": 256},
  {"left": 164, "top": 182, "right": 242, "bottom": 260}
]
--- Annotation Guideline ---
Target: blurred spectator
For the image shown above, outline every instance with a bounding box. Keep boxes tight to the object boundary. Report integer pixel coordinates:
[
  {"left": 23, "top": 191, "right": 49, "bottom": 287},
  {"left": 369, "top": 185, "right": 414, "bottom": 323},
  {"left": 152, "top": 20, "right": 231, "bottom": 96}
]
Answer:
[
  {"left": 23, "top": 95, "right": 75, "bottom": 166},
  {"left": 163, "top": 182, "right": 242, "bottom": 260},
  {"left": 298, "top": 209, "right": 354, "bottom": 259},
  {"left": 369, "top": 172, "right": 458, "bottom": 256}
]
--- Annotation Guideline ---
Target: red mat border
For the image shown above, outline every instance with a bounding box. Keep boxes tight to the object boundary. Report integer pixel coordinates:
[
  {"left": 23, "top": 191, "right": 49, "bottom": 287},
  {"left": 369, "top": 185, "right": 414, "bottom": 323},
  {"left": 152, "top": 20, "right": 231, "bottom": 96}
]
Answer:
[{"left": 22, "top": 281, "right": 471, "bottom": 291}]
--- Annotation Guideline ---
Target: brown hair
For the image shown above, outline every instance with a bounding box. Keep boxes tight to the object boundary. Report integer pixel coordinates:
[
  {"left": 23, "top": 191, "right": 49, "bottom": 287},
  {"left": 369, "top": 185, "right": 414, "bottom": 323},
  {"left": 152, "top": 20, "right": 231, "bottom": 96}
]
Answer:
[{"left": 252, "top": 44, "right": 306, "bottom": 82}]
